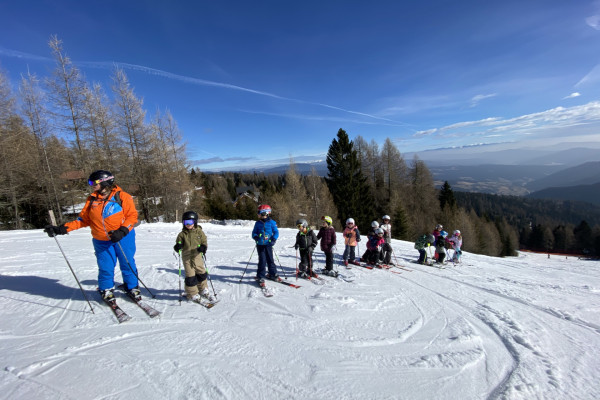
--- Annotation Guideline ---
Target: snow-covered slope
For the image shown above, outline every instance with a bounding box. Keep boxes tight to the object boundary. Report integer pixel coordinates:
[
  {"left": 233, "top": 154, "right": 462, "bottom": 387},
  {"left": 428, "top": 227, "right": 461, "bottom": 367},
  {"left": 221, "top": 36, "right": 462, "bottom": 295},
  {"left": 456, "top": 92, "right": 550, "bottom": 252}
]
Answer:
[{"left": 1, "top": 222, "right": 599, "bottom": 399}]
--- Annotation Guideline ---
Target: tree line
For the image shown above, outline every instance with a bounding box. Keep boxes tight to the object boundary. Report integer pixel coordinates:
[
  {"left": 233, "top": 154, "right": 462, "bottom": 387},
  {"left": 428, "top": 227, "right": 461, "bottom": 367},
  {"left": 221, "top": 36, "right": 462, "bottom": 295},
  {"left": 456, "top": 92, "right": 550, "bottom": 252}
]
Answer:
[
  {"left": 0, "top": 36, "right": 191, "bottom": 228},
  {"left": 454, "top": 192, "right": 600, "bottom": 256}
]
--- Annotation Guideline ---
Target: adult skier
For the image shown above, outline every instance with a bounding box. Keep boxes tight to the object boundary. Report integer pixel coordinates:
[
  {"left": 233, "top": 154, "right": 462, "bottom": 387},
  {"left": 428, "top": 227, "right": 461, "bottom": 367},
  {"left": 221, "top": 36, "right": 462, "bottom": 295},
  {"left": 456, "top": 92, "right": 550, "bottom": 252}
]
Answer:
[{"left": 44, "top": 170, "right": 140, "bottom": 302}]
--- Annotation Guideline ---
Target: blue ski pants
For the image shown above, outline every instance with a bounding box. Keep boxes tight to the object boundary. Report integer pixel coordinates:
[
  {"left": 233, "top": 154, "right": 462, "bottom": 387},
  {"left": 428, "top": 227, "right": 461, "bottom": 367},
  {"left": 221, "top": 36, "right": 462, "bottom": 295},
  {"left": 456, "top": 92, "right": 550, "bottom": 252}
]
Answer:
[
  {"left": 256, "top": 244, "right": 278, "bottom": 279},
  {"left": 93, "top": 229, "right": 138, "bottom": 291}
]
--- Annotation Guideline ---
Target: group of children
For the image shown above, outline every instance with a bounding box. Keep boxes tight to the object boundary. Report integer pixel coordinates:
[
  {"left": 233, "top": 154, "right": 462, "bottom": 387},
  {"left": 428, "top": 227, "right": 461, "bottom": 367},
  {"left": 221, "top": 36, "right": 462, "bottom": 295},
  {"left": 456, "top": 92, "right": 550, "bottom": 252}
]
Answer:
[
  {"left": 414, "top": 224, "right": 463, "bottom": 265},
  {"left": 174, "top": 204, "right": 464, "bottom": 304},
  {"left": 293, "top": 215, "right": 338, "bottom": 277},
  {"left": 360, "top": 216, "right": 395, "bottom": 266}
]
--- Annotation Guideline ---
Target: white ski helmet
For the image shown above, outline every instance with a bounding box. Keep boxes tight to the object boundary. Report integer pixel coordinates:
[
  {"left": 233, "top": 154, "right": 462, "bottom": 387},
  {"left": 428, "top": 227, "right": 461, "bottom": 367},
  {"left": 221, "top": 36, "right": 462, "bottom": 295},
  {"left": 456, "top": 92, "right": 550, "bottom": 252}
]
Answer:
[
  {"left": 435, "top": 224, "right": 443, "bottom": 230},
  {"left": 346, "top": 218, "right": 355, "bottom": 225},
  {"left": 371, "top": 221, "right": 379, "bottom": 228},
  {"left": 375, "top": 228, "right": 384, "bottom": 235},
  {"left": 453, "top": 230, "right": 461, "bottom": 236},
  {"left": 296, "top": 218, "right": 308, "bottom": 228},
  {"left": 382, "top": 215, "right": 390, "bottom": 221}
]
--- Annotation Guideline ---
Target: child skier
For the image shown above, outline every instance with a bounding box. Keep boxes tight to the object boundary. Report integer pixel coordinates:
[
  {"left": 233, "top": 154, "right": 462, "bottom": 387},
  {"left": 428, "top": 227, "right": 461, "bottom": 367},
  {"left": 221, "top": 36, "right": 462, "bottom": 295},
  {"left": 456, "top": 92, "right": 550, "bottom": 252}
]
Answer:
[
  {"left": 414, "top": 233, "right": 435, "bottom": 265},
  {"left": 294, "top": 219, "right": 318, "bottom": 278},
  {"left": 317, "top": 215, "right": 337, "bottom": 276},
  {"left": 251, "top": 204, "right": 280, "bottom": 283},
  {"left": 435, "top": 230, "right": 449, "bottom": 264},
  {"left": 380, "top": 215, "right": 393, "bottom": 265},
  {"left": 447, "top": 230, "right": 463, "bottom": 263},
  {"left": 342, "top": 218, "right": 361, "bottom": 266},
  {"left": 361, "top": 221, "right": 380, "bottom": 262},
  {"left": 366, "top": 228, "right": 386, "bottom": 265},
  {"left": 432, "top": 224, "right": 443, "bottom": 261},
  {"left": 173, "top": 211, "right": 215, "bottom": 303}
]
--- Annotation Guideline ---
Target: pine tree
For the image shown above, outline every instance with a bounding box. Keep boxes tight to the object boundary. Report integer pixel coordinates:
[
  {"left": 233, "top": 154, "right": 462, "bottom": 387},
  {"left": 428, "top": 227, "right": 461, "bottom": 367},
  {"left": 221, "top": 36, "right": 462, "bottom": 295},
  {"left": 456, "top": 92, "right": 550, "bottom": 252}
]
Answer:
[
  {"left": 573, "top": 220, "right": 594, "bottom": 254},
  {"left": 407, "top": 156, "right": 438, "bottom": 237},
  {"left": 325, "top": 129, "right": 375, "bottom": 229},
  {"left": 392, "top": 204, "right": 410, "bottom": 240},
  {"left": 439, "top": 181, "right": 456, "bottom": 210}
]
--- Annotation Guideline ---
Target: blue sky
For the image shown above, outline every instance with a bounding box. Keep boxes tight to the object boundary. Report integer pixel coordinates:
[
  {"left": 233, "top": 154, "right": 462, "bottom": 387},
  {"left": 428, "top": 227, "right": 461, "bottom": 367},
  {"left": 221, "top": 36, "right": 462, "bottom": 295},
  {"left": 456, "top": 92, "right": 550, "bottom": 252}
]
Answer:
[{"left": 1, "top": 1, "right": 600, "bottom": 171}]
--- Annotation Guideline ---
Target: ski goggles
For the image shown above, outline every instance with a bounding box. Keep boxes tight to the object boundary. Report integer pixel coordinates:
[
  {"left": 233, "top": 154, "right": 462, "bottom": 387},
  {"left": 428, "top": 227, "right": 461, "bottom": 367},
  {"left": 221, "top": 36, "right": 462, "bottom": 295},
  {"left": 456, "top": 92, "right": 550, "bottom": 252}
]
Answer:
[
  {"left": 297, "top": 224, "right": 305, "bottom": 229},
  {"left": 88, "top": 176, "right": 114, "bottom": 186},
  {"left": 259, "top": 211, "right": 270, "bottom": 216},
  {"left": 183, "top": 219, "right": 195, "bottom": 225}
]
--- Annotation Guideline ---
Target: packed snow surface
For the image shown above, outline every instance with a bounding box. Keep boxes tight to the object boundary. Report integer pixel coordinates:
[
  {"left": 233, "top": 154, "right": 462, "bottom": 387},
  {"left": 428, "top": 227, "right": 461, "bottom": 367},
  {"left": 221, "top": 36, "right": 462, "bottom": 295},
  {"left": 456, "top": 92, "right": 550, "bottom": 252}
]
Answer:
[{"left": 1, "top": 221, "right": 599, "bottom": 399}]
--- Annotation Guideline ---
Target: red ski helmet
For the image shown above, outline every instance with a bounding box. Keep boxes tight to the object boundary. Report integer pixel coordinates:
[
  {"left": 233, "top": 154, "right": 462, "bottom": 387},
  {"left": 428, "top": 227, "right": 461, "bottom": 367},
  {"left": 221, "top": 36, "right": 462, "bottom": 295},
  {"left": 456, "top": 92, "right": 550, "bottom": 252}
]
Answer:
[{"left": 257, "top": 204, "right": 272, "bottom": 216}]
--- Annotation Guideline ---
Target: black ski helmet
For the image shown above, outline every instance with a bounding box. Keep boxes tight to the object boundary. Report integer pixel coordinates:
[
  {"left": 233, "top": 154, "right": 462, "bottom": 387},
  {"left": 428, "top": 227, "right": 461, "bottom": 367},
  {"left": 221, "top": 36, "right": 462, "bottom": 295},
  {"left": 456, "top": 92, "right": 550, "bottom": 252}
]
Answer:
[
  {"left": 88, "top": 170, "right": 114, "bottom": 188},
  {"left": 182, "top": 211, "right": 199, "bottom": 227}
]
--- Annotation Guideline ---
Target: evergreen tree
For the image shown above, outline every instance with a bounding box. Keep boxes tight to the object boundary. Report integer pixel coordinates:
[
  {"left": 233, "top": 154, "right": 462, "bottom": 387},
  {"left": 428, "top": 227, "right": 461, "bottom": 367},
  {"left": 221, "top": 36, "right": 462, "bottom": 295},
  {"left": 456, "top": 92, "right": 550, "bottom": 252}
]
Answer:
[
  {"left": 573, "top": 220, "right": 594, "bottom": 253},
  {"left": 439, "top": 181, "right": 456, "bottom": 210},
  {"left": 325, "top": 129, "right": 375, "bottom": 229},
  {"left": 392, "top": 204, "right": 410, "bottom": 240}
]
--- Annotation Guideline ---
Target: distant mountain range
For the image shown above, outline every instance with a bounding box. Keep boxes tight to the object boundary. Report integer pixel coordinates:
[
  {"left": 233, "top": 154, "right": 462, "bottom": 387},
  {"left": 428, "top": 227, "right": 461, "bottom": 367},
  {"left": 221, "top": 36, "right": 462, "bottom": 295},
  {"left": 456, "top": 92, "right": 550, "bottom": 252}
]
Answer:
[
  {"left": 524, "top": 162, "right": 600, "bottom": 192},
  {"left": 527, "top": 182, "right": 600, "bottom": 206},
  {"left": 404, "top": 142, "right": 600, "bottom": 167},
  {"left": 213, "top": 141, "right": 600, "bottom": 204}
]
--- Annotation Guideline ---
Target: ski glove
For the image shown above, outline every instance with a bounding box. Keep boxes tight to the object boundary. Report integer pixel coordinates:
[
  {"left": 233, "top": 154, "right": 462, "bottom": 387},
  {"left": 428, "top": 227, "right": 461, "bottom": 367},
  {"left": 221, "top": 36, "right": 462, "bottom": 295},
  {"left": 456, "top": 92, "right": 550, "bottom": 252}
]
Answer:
[
  {"left": 173, "top": 243, "right": 182, "bottom": 252},
  {"left": 198, "top": 244, "right": 207, "bottom": 254},
  {"left": 44, "top": 224, "right": 68, "bottom": 237},
  {"left": 108, "top": 226, "right": 129, "bottom": 243},
  {"left": 269, "top": 239, "right": 276, "bottom": 246}
]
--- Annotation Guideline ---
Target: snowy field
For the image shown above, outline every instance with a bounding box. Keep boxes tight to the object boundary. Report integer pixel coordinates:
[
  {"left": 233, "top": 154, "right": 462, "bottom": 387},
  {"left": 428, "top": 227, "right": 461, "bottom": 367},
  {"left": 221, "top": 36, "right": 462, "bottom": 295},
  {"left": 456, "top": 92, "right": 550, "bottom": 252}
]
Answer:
[{"left": 0, "top": 221, "right": 599, "bottom": 400}]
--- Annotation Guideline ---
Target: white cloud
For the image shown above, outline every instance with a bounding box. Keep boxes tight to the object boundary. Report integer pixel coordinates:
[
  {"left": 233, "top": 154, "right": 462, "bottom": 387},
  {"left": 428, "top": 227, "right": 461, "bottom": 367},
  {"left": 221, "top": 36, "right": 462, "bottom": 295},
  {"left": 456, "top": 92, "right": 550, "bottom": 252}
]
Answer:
[
  {"left": 470, "top": 93, "right": 497, "bottom": 107},
  {"left": 563, "top": 92, "right": 581, "bottom": 99},
  {"left": 416, "top": 101, "right": 600, "bottom": 141},
  {"left": 0, "top": 46, "right": 400, "bottom": 126},
  {"left": 575, "top": 64, "right": 600, "bottom": 87},
  {"left": 414, "top": 128, "right": 437, "bottom": 137},
  {"left": 586, "top": 15, "right": 600, "bottom": 30}
]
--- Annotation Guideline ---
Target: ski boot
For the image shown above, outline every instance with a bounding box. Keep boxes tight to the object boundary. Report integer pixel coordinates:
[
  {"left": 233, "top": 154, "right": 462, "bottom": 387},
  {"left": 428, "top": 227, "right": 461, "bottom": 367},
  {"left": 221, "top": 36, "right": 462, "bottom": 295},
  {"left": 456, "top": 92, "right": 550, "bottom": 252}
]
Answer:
[
  {"left": 100, "top": 288, "right": 115, "bottom": 303},
  {"left": 200, "top": 288, "right": 216, "bottom": 303}
]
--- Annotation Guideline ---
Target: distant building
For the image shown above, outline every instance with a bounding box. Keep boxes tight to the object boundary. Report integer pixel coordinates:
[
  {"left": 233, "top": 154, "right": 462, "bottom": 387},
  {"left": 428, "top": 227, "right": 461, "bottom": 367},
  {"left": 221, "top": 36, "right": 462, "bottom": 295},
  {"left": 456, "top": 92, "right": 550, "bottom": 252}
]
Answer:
[{"left": 233, "top": 186, "right": 260, "bottom": 208}]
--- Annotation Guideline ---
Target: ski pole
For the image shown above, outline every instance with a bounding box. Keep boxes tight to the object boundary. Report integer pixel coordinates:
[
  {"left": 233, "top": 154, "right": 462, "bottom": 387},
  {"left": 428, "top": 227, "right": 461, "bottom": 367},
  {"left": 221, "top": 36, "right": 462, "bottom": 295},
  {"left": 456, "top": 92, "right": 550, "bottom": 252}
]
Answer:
[
  {"left": 239, "top": 246, "right": 256, "bottom": 282},
  {"left": 116, "top": 241, "right": 155, "bottom": 298},
  {"left": 175, "top": 251, "right": 182, "bottom": 305},
  {"left": 52, "top": 236, "right": 95, "bottom": 314},
  {"left": 333, "top": 245, "right": 339, "bottom": 273},
  {"left": 202, "top": 253, "right": 217, "bottom": 299},
  {"left": 392, "top": 247, "right": 400, "bottom": 266},
  {"left": 313, "top": 252, "right": 322, "bottom": 271},
  {"left": 273, "top": 249, "right": 288, "bottom": 279}
]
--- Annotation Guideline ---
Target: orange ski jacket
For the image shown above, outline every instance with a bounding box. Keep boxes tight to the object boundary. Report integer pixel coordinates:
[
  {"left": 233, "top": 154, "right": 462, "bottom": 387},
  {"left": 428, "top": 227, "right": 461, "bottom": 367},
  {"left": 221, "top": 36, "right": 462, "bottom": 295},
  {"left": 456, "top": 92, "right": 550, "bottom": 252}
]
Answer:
[{"left": 64, "top": 185, "right": 138, "bottom": 241}]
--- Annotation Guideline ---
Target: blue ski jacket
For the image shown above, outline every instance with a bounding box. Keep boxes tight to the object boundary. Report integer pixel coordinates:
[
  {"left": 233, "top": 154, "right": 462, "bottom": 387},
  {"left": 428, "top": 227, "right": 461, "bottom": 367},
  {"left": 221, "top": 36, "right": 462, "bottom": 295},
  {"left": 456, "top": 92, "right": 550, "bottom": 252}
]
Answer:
[{"left": 252, "top": 218, "right": 279, "bottom": 246}]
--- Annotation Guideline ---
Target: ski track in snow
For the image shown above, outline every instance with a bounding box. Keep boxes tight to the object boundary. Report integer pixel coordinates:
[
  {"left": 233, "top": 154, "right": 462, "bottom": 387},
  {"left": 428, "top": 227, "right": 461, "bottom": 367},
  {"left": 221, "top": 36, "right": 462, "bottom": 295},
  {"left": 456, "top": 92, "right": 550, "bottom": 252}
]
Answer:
[{"left": 0, "top": 222, "right": 599, "bottom": 400}]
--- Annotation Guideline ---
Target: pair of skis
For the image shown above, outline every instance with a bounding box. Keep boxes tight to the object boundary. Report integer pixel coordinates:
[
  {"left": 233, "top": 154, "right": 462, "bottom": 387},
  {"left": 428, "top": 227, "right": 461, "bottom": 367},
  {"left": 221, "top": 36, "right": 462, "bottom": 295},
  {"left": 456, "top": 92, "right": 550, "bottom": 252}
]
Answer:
[
  {"left": 192, "top": 295, "right": 220, "bottom": 309},
  {"left": 257, "top": 276, "right": 301, "bottom": 297},
  {"left": 100, "top": 285, "right": 160, "bottom": 323},
  {"left": 314, "top": 268, "right": 356, "bottom": 282}
]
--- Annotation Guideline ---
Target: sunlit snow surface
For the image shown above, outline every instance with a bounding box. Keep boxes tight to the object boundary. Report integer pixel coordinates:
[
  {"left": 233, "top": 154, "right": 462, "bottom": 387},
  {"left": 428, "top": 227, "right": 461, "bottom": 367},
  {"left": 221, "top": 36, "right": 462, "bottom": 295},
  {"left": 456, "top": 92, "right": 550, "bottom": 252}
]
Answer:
[{"left": 0, "top": 222, "right": 598, "bottom": 399}]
